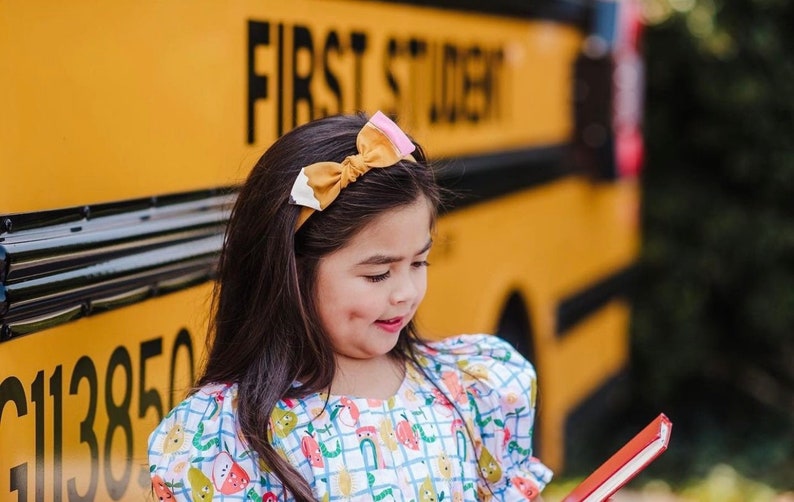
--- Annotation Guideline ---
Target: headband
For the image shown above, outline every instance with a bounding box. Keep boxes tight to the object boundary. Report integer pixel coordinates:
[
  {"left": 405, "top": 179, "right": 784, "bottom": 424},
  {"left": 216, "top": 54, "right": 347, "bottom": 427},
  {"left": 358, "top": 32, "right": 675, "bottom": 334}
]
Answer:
[{"left": 289, "top": 111, "right": 417, "bottom": 229}]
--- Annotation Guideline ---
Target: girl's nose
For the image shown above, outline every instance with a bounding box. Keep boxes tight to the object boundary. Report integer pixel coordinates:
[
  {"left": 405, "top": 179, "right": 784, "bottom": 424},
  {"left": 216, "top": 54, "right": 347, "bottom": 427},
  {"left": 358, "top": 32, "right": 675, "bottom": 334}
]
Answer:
[{"left": 390, "top": 272, "right": 418, "bottom": 305}]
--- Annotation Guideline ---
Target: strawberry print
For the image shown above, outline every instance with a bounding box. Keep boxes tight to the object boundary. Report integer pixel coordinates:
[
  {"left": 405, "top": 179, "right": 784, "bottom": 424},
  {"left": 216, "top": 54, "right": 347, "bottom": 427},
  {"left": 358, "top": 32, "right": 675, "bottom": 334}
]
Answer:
[
  {"left": 395, "top": 413, "right": 420, "bottom": 450},
  {"left": 301, "top": 433, "right": 324, "bottom": 467}
]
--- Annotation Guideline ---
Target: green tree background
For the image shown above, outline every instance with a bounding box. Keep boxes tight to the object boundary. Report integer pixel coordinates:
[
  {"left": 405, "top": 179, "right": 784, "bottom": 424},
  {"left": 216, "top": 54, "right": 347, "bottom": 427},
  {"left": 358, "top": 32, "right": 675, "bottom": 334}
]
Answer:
[{"left": 568, "top": 0, "right": 794, "bottom": 491}]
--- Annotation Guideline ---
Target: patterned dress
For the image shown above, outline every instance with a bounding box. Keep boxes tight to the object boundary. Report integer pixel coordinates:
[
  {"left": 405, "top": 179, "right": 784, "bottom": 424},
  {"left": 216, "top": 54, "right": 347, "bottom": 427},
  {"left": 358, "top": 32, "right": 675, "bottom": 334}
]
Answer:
[{"left": 148, "top": 335, "right": 552, "bottom": 501}]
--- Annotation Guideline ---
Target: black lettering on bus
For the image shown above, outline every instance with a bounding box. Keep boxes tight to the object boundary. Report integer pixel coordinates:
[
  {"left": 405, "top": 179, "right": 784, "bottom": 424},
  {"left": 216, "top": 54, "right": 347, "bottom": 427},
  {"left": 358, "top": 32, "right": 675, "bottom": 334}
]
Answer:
[
  {"left": 139, "top": 338, "right": 164, "bottom": 423},
  {"left": 384, "top": 38, "right": 403, "bottom": 118},
  {"left": 442, "top": 43, "right": 460, "bottom": 123},
  {"left": 484, "top": 48, "right": 504, "bottom": 121},
  {"left": 425, "top": 41, "right": 505, "bottom": 125},
  {"left": 248, "top": 22, "right": 370, "bottom": 138},
  {"left": 350, "top": 32, "right": 367, "bottom": 112},
  {"left": 1, "top": 331, "right": 196, "bottom": 500},
  {"left": 277, "top": 22, "right": 286, "bottom": 137},
  {"left": 104, "top": 347, "right": 133, "bottom": 500},
  {"left": 407, "top": 38, "right": 427, "bottom": 128},
  {"left": 463, "top": 46, "right": 483, "bottom": 123},
  {"left": 429, "top": 41, "right": 441, "bottom": 124},
  {"left": 292, "top": 25, "right": 315, "bottom": 128},
  {"left": 68, "top": 356, "right": 98, "bottom": 502},
  {"left": 247, "top": 20, "right": 270, "bottom": 144},
  {"left": 0, "top": 376, "right": 28, "bottom": 422},
  {"left": 9, "top": 464, "right": 27, "bottom": 502},
  {"left": 49, "top": 366, "right": 63, "bottom": 502},
  {"left": 322, "top": 31, "right": 343, "bottom": 117},
  {"left": 30, "top": 371, "right": 44, "bottom": 502},
  {"left": 1, "top": 377, "right": 28, "bottom": 502}
]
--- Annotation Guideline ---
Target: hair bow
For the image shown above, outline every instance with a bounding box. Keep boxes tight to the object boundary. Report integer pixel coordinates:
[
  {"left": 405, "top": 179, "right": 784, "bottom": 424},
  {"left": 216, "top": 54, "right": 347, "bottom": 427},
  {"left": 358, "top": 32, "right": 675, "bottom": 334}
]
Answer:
[{"left": 289, "top": 111, "right": 416, "bottom": 229}]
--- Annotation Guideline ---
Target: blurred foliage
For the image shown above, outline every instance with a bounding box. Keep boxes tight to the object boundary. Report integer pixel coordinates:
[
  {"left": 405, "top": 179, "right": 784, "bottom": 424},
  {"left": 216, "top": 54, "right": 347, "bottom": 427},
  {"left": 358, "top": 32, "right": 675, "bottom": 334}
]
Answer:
[{"left": 565, "top": 0, "right": 794, "bottom": 492}]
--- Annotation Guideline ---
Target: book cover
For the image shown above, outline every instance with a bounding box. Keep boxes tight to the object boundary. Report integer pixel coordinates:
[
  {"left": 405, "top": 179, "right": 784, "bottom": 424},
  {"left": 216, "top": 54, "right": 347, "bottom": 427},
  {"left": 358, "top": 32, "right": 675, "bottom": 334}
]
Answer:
[{"left": 562, "top": 413, "right": 673, "bottom": 502}]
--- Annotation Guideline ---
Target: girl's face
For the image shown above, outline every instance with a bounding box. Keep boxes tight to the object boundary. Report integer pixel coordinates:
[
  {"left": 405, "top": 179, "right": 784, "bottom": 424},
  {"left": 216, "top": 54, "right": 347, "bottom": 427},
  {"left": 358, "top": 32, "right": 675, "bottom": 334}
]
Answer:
[{"left": 314, "top": 197, "right": 433, "bottom": 366}]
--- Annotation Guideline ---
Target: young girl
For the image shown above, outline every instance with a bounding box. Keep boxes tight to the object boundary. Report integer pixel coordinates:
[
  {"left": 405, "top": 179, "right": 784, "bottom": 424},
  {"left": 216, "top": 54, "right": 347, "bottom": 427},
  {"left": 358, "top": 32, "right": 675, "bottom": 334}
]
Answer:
[{"left": 148, "top": 112, "right": 552, "bottom": 501}]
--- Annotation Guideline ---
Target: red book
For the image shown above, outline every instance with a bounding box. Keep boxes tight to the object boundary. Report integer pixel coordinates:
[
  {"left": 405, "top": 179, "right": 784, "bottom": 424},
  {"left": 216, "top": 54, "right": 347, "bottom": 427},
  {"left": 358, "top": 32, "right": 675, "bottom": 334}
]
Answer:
[{"left": 563, "top": 414, "right": 673, "bottom": 502}]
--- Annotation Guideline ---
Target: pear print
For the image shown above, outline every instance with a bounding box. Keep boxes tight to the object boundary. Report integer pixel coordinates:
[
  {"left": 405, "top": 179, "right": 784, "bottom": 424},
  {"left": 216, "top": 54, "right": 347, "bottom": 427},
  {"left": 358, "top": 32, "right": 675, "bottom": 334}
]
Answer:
[
  {"left": 187, "top": 467, "right": 214, "bottom": 501},
  {"left": 418, "top": 476, "right": 438, "bottom": 502},
  {"left": 271, "top": 407, "right": 298, "bottom": 438},
  {"left": 478, "top": 447, "right": 502, "bottom": 484}
]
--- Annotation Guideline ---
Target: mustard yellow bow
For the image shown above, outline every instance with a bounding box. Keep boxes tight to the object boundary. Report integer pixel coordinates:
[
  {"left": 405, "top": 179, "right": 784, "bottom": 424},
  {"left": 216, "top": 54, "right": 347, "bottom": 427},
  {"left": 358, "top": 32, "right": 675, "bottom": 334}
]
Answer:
[{"left": 289, "top": 111, "right": 416, "bottom": 229}]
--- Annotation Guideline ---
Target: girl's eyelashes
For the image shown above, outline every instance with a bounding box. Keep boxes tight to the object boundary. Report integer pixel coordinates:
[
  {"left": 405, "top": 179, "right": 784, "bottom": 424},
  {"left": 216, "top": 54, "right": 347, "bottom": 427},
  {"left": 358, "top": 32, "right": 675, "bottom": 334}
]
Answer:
[
  {"left": 364, "top": 261, "right": 429, "bottom": 283},
  {"left": 366, "top": 272, "right": 390, "bottom": 283}
]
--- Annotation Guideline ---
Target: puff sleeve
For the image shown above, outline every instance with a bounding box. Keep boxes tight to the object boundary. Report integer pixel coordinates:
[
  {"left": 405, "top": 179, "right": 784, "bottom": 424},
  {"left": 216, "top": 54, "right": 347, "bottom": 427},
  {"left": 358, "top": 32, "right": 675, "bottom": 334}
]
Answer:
[
  {"left": 425, "top": 334, "right": 553, "bottom": 500},
  {"left": 148, "top": 383, "right": 284, "bottom": 501}
]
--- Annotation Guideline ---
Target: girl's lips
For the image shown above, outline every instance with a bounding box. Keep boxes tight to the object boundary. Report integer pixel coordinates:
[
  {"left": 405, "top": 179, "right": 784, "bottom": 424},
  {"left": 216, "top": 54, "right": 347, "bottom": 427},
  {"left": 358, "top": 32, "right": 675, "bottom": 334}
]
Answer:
[{"left": 375, "top": 317, "right": 403, "bottom": 333}]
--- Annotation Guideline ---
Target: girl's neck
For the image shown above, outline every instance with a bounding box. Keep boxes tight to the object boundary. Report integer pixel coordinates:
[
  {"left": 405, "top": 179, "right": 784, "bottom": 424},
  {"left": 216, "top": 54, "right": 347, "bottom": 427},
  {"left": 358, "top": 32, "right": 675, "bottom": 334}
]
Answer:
[{"left": 329, "top": 354, "right": 405, "bottom": 399}]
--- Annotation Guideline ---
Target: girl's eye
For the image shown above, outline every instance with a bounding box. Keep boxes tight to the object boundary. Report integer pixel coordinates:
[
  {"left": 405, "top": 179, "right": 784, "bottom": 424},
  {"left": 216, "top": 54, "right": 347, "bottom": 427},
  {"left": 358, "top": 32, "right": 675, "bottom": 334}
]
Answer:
[
  {"left": 412, "top": 260, "right": 430, "bottom": 268},
  {"left": 366, "top": 272, "right": 390, "bottom": 283}
]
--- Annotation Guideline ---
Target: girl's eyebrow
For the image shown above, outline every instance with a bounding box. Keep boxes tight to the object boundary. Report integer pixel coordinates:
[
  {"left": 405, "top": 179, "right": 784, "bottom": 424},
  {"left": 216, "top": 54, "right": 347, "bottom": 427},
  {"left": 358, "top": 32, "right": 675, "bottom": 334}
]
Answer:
[{"left": 356, "top": 239, "right": 433, "bottom": 266}]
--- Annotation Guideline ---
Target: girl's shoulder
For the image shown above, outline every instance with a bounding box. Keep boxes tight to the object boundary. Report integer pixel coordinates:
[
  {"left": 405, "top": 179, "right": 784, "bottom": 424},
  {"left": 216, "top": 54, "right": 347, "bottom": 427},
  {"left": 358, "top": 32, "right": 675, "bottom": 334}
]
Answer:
[
  {"left": 415, "top": 334, "right": 538, "bottom": 395},
  {"left": 155, "top": 382, "right": 239, "bottom": 429},
  {"left": 419, "top": 334, "right": 532, "bottom": 370},
  {"left": 149, "top": 384, "right": 237, "bottom": 457},
  {"left": 149, "top": 383, "right": 270, "bottom": 499}
]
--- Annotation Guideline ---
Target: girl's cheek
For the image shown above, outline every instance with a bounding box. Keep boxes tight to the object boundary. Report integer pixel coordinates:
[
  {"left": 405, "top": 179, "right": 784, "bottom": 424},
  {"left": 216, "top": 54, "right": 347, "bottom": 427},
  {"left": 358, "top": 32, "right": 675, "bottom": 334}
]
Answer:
[{"left": 349, "top": 298, "right": 384, "bottom": 316}]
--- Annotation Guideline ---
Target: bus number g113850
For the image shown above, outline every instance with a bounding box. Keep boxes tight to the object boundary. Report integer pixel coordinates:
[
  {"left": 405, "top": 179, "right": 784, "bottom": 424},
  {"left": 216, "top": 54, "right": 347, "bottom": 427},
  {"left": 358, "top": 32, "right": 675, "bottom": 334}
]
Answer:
[{"left": 0, "top": 328, "right": 195, "bottom": 501}]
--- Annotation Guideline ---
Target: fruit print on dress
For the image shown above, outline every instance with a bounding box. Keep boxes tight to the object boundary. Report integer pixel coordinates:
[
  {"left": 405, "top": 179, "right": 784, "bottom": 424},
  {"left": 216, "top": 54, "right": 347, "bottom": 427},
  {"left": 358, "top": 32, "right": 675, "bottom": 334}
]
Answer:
[
  {"left": 333, "top": 396, "right": 361, "bottom": 427},
  {"left": 151, "top": 474, "right": 175, "bottom": 501},
  {"left": 148, "top": 335, "right": 554, "bottom": 501},
  {"left": 301, "top": 433, "right": 325, "bottom": 467},
  {"left": 187, "top": 467, "right": 213, "bottom": 501},
  {"left": 478, "top": 447, "right": 503, "bottom": 484},
  {"left": 395, "top": 413, "right": 420, "bottom": 450},
  {"left": 162, "top": 423, "right": 186, "bottom": 454},
  {"left": 379, "top": 418, "right": 399, "bottom": 451},
  {"left": 511, "top": 476, "right": 541, "bottom": 500},
  {"left": 271, "top": 407, "right": 298, "bottom": 438},
  {"left": 418, "top": 476, "right": 439, "bottom": 502},
  {"left": 212, "top": 451, "right": 251, "bottom": 495}
]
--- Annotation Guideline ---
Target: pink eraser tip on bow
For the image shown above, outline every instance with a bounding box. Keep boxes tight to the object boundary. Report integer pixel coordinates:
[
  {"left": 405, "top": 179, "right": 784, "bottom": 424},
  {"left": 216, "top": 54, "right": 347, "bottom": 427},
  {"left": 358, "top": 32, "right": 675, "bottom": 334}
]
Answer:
[{"left": 369, "top": 111, "right": 416, "bottom": 157}]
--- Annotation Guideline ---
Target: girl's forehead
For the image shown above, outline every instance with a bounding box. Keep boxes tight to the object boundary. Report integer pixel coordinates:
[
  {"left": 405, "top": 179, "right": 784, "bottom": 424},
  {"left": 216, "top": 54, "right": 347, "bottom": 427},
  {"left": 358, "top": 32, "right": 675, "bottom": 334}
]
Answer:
[{"left": 338, "top": 200, "right": 433, "bottom": 256}]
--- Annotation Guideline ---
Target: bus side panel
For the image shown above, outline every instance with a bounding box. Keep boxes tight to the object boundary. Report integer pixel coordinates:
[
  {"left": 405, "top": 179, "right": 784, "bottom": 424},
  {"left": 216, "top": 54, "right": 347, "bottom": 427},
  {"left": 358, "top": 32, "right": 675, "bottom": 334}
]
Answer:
[
  {"left": 0, "top": 287, "right": 211, "bottom": 501},
  {"left": 1, "top": 0, "right": 580, "bottom": 213}
]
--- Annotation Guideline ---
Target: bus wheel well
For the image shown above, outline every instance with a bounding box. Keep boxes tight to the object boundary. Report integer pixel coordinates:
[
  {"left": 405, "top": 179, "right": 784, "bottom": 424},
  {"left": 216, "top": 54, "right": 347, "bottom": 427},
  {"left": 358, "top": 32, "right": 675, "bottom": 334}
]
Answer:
[{"left": 495, "top": 292, "right": 535, "bottom": 364}]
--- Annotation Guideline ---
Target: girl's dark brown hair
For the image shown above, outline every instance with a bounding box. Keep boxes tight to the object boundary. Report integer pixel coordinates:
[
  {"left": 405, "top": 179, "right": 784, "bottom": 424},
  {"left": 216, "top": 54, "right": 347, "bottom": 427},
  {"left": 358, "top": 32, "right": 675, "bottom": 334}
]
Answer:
[{"left": 197, "top": 113, "right": 441, "bottom": 501}]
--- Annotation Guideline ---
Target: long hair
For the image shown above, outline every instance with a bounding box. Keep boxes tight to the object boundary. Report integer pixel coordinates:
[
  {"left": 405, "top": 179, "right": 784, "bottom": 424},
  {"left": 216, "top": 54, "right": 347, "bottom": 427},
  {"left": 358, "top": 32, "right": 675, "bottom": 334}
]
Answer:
[{"left": 197, "top": 113, "right": 441, "bottom": 501}]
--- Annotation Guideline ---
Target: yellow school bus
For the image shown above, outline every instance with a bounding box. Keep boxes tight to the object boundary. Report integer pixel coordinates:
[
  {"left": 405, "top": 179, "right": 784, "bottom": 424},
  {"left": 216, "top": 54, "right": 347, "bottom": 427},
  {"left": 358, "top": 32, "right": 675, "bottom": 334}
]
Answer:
[{"left": 0, "top": 0, "right": 643, "bottom": 499}]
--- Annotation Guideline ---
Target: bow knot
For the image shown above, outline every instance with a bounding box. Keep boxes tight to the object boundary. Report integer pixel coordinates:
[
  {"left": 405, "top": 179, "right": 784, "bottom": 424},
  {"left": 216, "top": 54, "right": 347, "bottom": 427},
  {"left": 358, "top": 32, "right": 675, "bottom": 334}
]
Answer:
[
  {"left": 339, "top": 154, "right": 369, "bottom": 189},
  {"left": 289, "top": 111, "right": 417, "bottom": 229}
]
